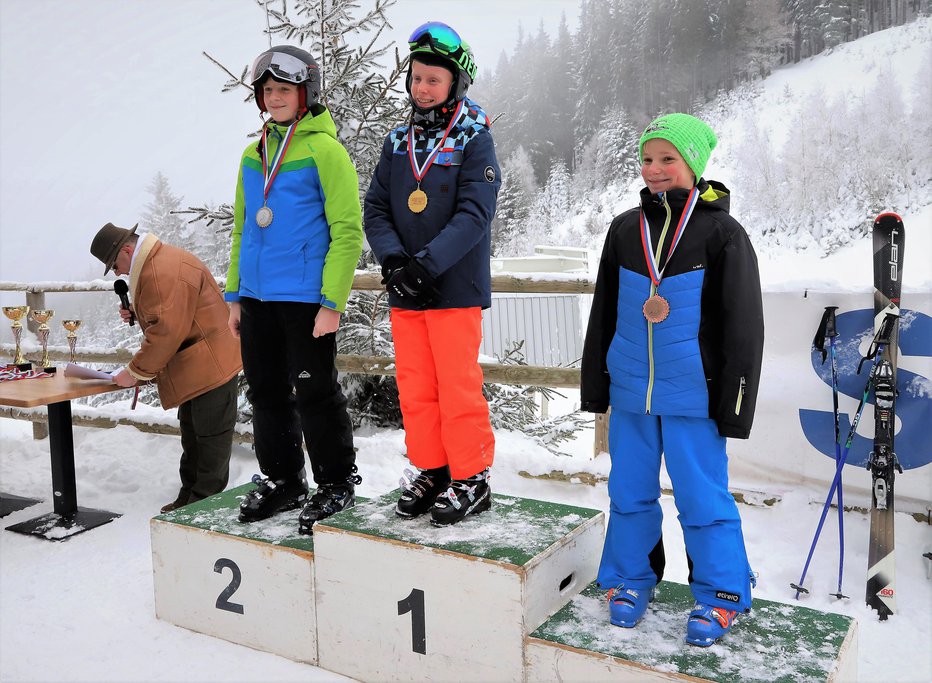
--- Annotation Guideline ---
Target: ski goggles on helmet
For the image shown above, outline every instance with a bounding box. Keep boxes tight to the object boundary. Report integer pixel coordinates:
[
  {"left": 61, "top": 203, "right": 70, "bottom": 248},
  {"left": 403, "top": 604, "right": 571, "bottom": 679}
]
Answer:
[
  {"left": 408, "top": 22, "right": 463, "bottom": 56},
  {"left": 250, "top": 50, "right": 313, "bottom": 86}
]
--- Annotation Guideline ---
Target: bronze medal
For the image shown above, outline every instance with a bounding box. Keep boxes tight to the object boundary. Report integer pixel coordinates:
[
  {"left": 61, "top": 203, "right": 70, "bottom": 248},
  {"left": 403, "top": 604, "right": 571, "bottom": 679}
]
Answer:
[
  {"left": 642, "top": 294, "right": 670, "bottom": 323},
  {"left": 408, "top": 189, "right": 428, "bottom": 213},
  {"left": 256, "top": 205, "right": 274, "bottom": 228}
]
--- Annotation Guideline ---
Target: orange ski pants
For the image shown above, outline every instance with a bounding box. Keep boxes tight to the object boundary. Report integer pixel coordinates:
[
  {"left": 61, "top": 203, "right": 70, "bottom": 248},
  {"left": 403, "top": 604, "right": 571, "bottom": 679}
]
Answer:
[{"left": 390, "top": 307, "right": 494, "bottom": 479}]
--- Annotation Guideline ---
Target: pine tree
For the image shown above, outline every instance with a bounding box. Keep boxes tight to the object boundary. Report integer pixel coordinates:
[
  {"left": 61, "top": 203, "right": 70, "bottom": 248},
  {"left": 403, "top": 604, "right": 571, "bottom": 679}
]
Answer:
[{"left": 182, "top": 0, "right": 408, "bottom": 228}]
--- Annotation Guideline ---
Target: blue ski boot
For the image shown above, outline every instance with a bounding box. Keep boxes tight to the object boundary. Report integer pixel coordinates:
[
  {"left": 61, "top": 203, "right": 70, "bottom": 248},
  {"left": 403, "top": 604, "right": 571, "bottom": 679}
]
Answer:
[
  {"left": 607, "top": 584, "right": 654, "bottom": 628},
  {"left": 685, "top": 603, "right": 738, "bottom": 647}
]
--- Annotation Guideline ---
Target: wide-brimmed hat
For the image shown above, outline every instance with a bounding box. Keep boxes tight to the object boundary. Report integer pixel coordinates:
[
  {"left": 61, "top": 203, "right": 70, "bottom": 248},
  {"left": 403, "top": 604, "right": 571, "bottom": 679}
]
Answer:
[{"left": 90, "top": 222, "right": 138, "bottom": 275}]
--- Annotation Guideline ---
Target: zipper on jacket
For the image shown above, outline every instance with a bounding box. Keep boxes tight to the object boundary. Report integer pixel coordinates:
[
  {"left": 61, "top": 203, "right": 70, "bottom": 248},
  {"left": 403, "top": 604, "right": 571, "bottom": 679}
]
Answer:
[
  {"left": 735, "top": 376, "right": 747, "bottom": 416},
  {"left": 645, "top": 196, "right": 672, "bottom": 414}
]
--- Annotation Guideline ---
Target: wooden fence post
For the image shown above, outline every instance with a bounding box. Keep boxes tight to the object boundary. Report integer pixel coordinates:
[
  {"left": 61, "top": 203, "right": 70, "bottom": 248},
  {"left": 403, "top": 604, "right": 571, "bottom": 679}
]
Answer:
[{"left": 593, "top": 410, "right": 609, "bottom": 457}]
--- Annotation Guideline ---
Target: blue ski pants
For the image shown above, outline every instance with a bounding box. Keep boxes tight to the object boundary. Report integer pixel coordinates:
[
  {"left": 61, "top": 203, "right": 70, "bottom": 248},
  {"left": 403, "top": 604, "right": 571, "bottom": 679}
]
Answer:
[{"left": 597, "top": 409, "right": 753, "bottom": 612}]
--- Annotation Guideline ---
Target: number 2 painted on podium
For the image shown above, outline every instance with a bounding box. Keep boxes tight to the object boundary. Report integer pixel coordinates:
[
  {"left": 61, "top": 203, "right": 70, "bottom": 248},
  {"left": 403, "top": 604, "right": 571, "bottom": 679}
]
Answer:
[
  {"left": 214, "top": 558, "right": 245, "bottom": 614},
  {"left": 398, "top": 588, "right": 426, "bottom": 654}
]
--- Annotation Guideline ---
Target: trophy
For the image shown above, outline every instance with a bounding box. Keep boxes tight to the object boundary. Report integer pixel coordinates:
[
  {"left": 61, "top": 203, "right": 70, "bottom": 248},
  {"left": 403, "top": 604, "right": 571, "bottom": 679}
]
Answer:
[
  {"left": 2, "top": 305, "right": 31, "bottom": 368},
  {"left": 62, "top": 319, "right": 82, "bottom": 363},
  {"left": 30, "top": 309, "right": 55, "bottom": 369}
]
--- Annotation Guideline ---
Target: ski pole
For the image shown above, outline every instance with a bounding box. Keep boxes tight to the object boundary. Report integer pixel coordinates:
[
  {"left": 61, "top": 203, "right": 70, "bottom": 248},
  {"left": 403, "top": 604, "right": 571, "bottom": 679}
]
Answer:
[
  {"left": 792, "top": 314, "right": 896, "bottom": 598},
  {"left": 828, "top": 333, "right": 848, "bottom": 599}
]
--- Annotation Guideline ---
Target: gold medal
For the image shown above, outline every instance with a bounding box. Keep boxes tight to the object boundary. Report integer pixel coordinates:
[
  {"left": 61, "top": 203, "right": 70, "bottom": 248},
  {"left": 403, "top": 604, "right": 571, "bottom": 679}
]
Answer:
[
  {"left": 642, "top": 294, "right": 670, "bottom": 323},
  {"left": 256, "top": 205, "right": 273, "bottom": 228},
  {"left": 408, "top": 189, "right": 428, "bottom": 213}
]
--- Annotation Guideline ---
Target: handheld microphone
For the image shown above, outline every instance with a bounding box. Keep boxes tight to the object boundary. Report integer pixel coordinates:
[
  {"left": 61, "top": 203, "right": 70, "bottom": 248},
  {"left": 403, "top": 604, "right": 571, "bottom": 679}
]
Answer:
[{"left": 113, "top": 279, "right": 136, "bottom": 326}]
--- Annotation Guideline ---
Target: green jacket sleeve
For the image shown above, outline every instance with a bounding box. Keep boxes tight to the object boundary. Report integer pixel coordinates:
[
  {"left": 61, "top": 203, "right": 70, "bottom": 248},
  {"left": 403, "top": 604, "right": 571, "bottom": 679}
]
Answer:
[
  {"left": 224, "top": 155, "right": 247, "bottom": 302},
  {"left": 317, "top": 139, "right": 363, "bottom": 312}
]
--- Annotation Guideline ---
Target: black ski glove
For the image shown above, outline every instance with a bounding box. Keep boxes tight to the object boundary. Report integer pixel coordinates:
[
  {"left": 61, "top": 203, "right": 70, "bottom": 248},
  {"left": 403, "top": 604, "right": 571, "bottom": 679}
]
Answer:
[
  {"left": 379, "top": 255, "right": 409, "bottom": 284},
  {"left": 385, "top": 259, "right": 437, "bottom": 308}
]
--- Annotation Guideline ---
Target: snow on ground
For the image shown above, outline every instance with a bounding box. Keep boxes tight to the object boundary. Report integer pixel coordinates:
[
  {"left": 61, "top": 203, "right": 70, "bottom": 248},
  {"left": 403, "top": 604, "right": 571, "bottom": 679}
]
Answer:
[{"left": 1, "top": 393, "right": 930, "bottom": 682}]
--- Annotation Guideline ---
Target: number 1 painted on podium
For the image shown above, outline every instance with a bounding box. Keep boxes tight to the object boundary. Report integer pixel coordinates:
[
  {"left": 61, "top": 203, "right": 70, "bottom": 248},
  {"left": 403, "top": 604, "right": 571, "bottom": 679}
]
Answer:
[{"left": 398, "top": 588, "right": 426, "bottom": 654}]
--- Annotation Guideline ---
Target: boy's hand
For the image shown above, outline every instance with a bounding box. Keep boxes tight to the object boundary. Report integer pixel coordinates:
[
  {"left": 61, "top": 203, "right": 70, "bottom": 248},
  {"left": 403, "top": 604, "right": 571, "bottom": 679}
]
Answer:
[
  {"left": 386, "top": 260, "right": 437, "bottom": 308},
  {"left": 313, "top": 307, "right": 341, "bottom": 337},
  {"left": 228, "top": 302, "right": 241, "bottom": 339}
]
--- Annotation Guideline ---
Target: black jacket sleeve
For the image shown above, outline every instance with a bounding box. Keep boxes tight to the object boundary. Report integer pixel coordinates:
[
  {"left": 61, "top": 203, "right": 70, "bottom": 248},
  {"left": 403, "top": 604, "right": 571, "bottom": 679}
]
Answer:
[
  {"left": 580, "top": 219, "right": 621, "bottom": 413},
  {"left": 712, "top": 226, "right": 764, "bottom": 438}
]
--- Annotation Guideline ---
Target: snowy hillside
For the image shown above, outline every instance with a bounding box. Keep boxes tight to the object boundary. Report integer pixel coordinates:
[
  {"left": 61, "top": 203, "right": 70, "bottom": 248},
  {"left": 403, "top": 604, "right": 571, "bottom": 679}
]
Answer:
[{"left": 551, "top": 17, "right": 932, "bottom": 292}]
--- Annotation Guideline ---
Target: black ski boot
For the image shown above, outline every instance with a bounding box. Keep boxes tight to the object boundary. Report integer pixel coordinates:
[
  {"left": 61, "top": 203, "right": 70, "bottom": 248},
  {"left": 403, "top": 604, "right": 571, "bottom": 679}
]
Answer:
[
  {"left": 298, "top": 468, "right": 362, "bottom": 535},
  {"left": 396, "top": 466, "right": 451, "bottom": 519},
  {"left": 430, "top": 468, "right": 491, "bottom": 527},
  {"left": 238, "top": 470, "right": 309, "bottom": 523}
]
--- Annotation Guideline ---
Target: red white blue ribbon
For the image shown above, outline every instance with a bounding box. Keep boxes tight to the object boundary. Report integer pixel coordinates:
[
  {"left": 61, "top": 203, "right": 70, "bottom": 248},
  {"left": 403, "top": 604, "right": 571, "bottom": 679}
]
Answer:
[
  {"left": 261, "top": 121, "right": 298, "bottom": 201},
  {"left": 639, "top": 186, "right": 699, "bottom": 287},
  {"left": 407, "top": 100, "right": 465, "bottom": 183}
]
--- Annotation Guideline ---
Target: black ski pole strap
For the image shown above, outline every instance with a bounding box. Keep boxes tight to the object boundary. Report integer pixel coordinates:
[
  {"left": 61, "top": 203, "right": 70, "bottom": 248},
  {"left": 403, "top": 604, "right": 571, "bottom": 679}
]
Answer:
[
  {"left": 812, "top": 306, "right": 839, "bottom": 364},
  {"left": 858, "top": 312, "right": 899, "bottom": 373}
]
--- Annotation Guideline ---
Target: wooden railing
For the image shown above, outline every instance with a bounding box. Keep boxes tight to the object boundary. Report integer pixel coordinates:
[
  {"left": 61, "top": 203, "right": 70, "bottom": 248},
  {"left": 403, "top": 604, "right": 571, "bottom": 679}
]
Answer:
[{"left": 0, "top": 273, "right": 608, "bottom": 454}]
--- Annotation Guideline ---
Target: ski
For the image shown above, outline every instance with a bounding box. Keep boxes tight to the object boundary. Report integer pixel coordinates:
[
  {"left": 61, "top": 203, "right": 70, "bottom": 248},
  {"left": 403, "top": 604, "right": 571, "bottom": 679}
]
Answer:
[{"left": 865, "top": 212, "right": 905, "bottom": 620}]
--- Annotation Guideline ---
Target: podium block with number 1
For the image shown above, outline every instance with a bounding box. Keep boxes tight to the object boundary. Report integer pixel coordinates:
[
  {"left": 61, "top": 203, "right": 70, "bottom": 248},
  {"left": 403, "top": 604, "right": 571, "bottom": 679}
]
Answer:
[{"left": 313, "top": 492, "right": 605, "bottom": 682}]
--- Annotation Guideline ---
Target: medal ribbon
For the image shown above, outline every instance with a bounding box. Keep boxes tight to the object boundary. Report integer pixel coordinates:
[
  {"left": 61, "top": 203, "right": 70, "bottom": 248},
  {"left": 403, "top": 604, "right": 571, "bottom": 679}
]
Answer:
[
  {"left": 639, "top": 186, "right": 699, "bottom": 287},
  {"left": 407, "top": 100, "right": 465, "bottom": 183},
  {"left": 261, "top": 121, "right": 298, "bottom": 201}
]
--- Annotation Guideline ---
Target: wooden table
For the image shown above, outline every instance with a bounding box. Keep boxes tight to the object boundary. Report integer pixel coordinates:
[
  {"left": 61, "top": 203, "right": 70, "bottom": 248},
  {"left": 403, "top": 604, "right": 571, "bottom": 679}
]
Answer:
[{"left": 0, "top": 371, "right": 129, "bottom": 539}]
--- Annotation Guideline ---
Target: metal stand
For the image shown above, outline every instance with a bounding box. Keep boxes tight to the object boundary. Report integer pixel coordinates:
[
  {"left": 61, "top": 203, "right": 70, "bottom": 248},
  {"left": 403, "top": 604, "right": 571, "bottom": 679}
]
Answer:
[
  {"left": 5, "top": 400, "right": 120, "bottom": 540},
  {"left": 0, "top": 493, "right": 42, "bottom": 518}
]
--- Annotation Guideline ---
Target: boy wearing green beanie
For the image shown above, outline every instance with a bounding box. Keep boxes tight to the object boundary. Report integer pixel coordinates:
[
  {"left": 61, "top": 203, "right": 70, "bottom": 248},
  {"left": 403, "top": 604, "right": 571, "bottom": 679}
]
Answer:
[{"left": 581, "top": 112, "right": 764, "bottom": 646}]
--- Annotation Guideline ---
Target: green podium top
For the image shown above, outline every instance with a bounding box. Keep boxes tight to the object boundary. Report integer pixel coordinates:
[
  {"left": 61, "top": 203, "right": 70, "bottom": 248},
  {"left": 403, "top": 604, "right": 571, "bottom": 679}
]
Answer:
[
  {"left": 531, "top": 581, "right": 856, "bottom": 683},
  {"left": 155, "top": 486, "right": 602, "bottom": 562},
  {"left": 316, "top": 491, "right": 603, "bottom": 567},
  {"left": 154, "top": 483, "right": 315, "bottom": 552}
]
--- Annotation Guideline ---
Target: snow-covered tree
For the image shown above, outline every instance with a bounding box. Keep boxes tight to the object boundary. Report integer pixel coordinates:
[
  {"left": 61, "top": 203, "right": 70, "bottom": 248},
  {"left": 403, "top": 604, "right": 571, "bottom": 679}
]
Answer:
[{"left": 492, "top": 146, "right": 538, "bottom": 255}]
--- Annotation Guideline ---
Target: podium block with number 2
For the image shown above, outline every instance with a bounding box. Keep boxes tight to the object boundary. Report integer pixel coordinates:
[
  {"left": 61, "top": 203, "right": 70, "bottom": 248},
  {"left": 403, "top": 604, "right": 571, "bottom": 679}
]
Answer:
[
  {"left": 313, "top": 492, "right": 605, "bottom": 682},
  {"left": 150, "top": 485, "right": 318, "bottom": 664}
]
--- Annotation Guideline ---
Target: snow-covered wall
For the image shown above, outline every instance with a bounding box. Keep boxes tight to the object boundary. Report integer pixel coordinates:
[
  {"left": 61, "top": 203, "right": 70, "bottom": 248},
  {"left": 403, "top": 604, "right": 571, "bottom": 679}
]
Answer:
[{"left": 731, "top": 289, "right": 931, "bottom": 512}]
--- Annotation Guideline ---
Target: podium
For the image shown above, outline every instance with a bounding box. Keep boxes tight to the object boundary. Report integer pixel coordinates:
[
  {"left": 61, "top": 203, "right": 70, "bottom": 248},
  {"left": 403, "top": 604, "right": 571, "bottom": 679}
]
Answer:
[
  {"left": 312, "top": 492, "right": 605, "bottom": 682},
  {"left": 527, "top": 581, "right": 858, "bottom": 682},
  {"left": 151, "top": 484, "right": 318, "bottom": 663}
]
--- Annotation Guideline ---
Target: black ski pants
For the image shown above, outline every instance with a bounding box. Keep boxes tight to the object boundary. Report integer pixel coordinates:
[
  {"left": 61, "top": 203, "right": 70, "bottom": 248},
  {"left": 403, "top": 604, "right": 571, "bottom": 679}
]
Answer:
[{"left": 239, "top": 298, "right": 355, "bottom": 484}]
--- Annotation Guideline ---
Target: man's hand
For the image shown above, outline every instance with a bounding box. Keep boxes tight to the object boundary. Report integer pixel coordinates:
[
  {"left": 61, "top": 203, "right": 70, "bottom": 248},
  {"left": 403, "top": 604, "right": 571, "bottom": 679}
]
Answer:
[
  {"left": 118, "top": 304, "right": 135, "bottom": 325},
  {"left": 228, "top": 302, "right": 241, "bottom": 339},
  {"left": 313, "top": 307, "right": 341, "bottom": 337},
  {"left": 113, "top": 368, "right": 139, "bottom": 388}
]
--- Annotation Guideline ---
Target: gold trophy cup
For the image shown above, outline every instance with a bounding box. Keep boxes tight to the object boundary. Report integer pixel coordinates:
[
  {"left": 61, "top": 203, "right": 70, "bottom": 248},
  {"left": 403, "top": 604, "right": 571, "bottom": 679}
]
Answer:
[
  {"left": 62, "top": 319, "right": 82, "bottom": 363},
  {"left": 2, "top": 305, "right": 31, "bottom": 368},
  {"left": 30, "top": 309, "right": 55, "bottom": 369}
]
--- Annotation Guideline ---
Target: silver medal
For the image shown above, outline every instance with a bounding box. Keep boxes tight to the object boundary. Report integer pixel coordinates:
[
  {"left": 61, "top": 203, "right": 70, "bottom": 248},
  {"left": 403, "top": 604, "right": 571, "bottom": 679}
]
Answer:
[{"left": 256, "top": 205, "right": 273, "bottom": 228}]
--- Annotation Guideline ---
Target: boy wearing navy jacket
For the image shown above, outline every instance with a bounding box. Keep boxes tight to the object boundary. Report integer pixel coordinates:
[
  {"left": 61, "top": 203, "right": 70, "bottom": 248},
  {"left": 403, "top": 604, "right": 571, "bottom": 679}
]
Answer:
[{"left": 364, "top": 21, "right": 500, "bottom": 527}]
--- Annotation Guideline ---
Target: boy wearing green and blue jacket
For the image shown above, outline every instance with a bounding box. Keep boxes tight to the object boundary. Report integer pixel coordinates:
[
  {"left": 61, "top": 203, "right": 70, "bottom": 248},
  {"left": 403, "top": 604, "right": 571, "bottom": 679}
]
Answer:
[{"left": 225, "top": 46, "right": 363, "bottom": 533}]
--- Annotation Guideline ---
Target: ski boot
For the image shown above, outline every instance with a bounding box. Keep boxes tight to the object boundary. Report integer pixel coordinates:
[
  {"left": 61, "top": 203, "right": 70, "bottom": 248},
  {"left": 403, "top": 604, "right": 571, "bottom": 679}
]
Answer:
[
  {"left": 396, "top": 466, "right": 451, "bottom": 519},
  {"left": 430, "top": 468, "right": 491, "bottom": 527},
  {"left": 685, "top": 603, "right": 738, "bottom": 647},
  {"left": 298, "top": 468, "right": 362, "bottom": 535},
  {"left": 607, "top": 584, "right": 654, "bottom": 628},
  {"left": 238, "top": 470, "right": 309, "bottom": 523}
]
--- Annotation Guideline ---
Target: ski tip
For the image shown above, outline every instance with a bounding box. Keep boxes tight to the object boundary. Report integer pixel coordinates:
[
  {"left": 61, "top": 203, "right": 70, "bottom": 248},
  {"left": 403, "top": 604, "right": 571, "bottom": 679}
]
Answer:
[{"left": 874, "top": 212, "right": 903, "bottom": 223}]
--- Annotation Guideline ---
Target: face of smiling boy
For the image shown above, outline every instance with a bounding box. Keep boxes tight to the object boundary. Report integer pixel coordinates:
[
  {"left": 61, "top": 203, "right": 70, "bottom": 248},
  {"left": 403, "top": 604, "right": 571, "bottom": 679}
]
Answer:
[
  {"left": 263, "top": 78, "right": 301, "bottom": 124},
  {"left": 641, "top": 138, "right": 695, "bottom": 194},
  {"left": 409, "top": 59, "right": 453, "bottom": 110}
]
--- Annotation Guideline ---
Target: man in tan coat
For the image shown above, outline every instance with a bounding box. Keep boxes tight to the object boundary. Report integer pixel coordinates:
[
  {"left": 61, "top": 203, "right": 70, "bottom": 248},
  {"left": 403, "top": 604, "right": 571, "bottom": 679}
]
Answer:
[{"left": 90, "top": 223, "right": 242, "bottom": 512}]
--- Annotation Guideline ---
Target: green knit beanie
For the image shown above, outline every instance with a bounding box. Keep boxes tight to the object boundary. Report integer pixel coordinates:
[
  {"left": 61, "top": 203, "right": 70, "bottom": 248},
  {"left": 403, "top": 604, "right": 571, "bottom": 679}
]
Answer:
[{"left": 639, "top": 113, "right": 718, "bottom": 182}]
